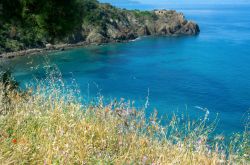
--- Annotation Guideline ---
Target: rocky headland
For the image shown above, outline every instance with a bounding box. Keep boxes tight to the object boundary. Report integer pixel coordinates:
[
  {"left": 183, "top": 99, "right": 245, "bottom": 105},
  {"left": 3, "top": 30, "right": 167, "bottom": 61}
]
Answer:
[{"left": 0, "top": 3, "right": 199, "bottom": 59}]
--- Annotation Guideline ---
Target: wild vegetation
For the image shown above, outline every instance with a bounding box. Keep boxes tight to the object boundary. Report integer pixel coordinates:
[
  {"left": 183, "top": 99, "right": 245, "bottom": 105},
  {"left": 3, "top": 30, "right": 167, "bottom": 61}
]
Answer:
[
  {"left": 0, "top": 0, "right": 135, "bottom": 53},
  {"left": 0, "top": 0, "right": 247, "bottom": 164},
  {"left": 0, "top": 0, "right": 97, "bottom": 53},
  {"left": 0, "top": 0, "right": 199, "bottom": 55},
  {"left": 0, "top": 70, "right": 249, "bottom": 164}
]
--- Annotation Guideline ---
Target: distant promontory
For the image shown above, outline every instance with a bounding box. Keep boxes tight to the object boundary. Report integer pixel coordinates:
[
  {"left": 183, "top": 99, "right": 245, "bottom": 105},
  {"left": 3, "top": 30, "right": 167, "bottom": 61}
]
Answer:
[{"left": 0, "top": 1, "right": 199, "bottom": 58}]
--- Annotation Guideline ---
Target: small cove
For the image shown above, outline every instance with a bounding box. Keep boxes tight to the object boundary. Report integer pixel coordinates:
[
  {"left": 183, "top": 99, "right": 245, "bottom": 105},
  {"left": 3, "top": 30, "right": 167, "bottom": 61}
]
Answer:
[{"left": 2, "top": 4, "right": 250, "bottom": 135}]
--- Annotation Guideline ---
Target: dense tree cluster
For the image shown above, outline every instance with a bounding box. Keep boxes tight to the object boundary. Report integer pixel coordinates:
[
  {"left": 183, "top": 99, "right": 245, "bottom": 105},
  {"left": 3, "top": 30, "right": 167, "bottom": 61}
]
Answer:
[
  {"left": 0, "top": 0, "right": 98, "bottom": 52},
  {"left": 0, "top": 0, "right": 160, "bottom": 54}
]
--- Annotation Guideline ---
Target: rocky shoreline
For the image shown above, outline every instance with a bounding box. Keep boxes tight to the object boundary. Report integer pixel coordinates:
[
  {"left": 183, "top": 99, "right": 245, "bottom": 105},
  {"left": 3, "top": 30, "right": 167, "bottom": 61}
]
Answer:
[
  {"left": 0, "top": 42, "right": 89, "bottom": 59},
  {"left": 0, "top": 39, "right": 135, "bottom": 59},
  {"left": 0, "top": 9, "right": 200, "bottom": 59}
]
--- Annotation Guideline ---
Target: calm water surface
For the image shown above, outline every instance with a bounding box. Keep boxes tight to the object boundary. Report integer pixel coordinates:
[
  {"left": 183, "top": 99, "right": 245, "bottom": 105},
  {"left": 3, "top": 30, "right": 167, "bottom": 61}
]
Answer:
[{"left": 2, "top": 5, "right": 250, "bottom": 134}]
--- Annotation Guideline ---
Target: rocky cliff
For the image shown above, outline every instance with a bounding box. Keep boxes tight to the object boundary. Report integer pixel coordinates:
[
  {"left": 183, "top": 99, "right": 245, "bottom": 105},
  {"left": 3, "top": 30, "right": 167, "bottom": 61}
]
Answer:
[
  {"left": 67, "top": 5, "right": 199, "bottom": 44},
  {"left": 0, "top": 2, "right": 199, "bottom": 55}
]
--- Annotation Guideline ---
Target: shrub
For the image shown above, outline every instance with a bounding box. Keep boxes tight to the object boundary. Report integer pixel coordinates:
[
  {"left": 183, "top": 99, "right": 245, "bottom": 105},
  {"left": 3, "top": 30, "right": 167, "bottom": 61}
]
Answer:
[{"left": 0, "top": 73, "right": 248, "bottom": 164}]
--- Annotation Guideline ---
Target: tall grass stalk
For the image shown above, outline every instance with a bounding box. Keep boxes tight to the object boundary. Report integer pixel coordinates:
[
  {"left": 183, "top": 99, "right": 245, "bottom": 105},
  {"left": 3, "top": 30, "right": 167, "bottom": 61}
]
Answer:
[{"left": 0, "top": 71, "right": 249, "bottom": 164}]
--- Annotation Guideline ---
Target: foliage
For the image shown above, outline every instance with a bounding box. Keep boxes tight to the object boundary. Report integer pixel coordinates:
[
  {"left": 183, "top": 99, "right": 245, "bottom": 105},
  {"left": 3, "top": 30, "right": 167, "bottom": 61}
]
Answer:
[
  {"left": 0, "top": 70, "right": 19, "bottom": 91},
  {"left": 0, "top": 70, "right": 20, "bottom": 115},
  {"left": 131, "top": 10, "right": 158, "bottom": 22},
  {"left": 0, "top": 73, "right": 249, "bottom": 164},
  {"left": 0, "top": 0, "right": 163, "bottom": 53},
  {"left": 21, "top": 0, "right": 86, "bottom": 40},
  {"left": 0, "top": 0, "right": 90, "bottom": 49}
]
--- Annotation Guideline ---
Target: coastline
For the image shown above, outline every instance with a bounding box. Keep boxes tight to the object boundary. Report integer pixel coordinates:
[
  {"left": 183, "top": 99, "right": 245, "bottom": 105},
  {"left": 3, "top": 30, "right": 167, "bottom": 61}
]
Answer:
[
  {"left": 0, "top": 33, "right": 197, "bottom": 60},
  {"left": 0, "top": 38, "right": 143, "bottom": 60},
  {"left": 1, "top": 9, "right": 200, "bottom": 59},
  {"left": 0, "top": 41, "right": 95, "bottom": 59}
]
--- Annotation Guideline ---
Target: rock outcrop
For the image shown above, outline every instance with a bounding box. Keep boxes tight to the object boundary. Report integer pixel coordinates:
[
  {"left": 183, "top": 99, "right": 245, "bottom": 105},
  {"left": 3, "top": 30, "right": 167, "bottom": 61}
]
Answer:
[
  {"left": 74, "top": 8, "right": 200, "bottom": 44},
  {"left": 0, "top": 3, "right": 200, "bottom": 55}
]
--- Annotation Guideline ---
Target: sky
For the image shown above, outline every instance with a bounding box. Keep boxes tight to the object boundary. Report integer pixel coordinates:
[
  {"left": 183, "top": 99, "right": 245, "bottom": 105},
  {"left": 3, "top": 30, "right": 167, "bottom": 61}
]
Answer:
[
  {"left": 139, "top": 0, "right": 248, "bottom": 4},
  {"left": 100, "top": 0, "right": 249, "bottom": 10},
  {"left": 100, "top": 0, "right": 249, "bottom": 5}
]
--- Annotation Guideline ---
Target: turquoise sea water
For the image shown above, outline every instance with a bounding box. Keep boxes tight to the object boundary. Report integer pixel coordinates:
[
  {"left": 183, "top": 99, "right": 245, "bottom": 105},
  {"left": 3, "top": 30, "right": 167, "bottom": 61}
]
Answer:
[{"left": 2, "top": 5, "right": 250, "bottom": 135}]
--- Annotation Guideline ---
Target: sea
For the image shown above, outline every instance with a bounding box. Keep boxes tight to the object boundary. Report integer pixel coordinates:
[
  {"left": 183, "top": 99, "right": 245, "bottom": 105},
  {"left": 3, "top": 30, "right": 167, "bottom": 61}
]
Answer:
[{"left": 2, "top": 4, "right": 250, "bottom": 135}]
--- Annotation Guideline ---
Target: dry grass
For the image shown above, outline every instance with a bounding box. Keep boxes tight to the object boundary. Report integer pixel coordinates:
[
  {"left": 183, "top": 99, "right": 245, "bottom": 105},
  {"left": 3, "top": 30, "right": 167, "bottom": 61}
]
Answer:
[{"left": 0, "top": 73, "right": 249, "bottom": 164}]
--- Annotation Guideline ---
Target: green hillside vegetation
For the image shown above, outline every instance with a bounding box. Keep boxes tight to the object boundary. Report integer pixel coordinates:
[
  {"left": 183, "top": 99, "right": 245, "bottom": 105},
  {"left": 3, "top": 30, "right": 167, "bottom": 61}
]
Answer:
[
  {"left": 0, "top": 0, "right": 152, "bottom": 53},
  {"left": 0, "top": 0, "right": 200, "bottom": 55},
  {"left": 0, "top": 0, "right": 97, "bottom": 53}
]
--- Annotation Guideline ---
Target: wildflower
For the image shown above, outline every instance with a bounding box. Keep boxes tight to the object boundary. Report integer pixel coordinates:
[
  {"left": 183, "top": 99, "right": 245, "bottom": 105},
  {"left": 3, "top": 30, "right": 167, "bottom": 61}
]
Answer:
[
  {"left": 142, "top": 156, "right": 148, "bottom": 164},
  {"left": 218, "top": 159, "right": 225, "bottom": 163},
  {"left": 118, "top": 136, "right": 123, "bottom": 146},
  {"left": 243, "top": 154, "right": 249, "bottom": 158},
  {"left": 105, "top": 107, "right": 109, "bottom": 113},
  {"left": 214, "top": 135, "right": 224, "bottom": 141},
  {"left": 141, "top": 139, "right": 148, "bottom": 147},
  {"left": 12, "top": 139, "right": 17, "bottom": 144}
]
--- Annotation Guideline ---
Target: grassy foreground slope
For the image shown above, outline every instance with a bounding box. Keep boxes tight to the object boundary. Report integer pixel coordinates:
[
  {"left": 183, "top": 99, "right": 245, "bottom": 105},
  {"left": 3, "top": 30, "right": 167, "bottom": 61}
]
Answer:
[{"left": 0, "top": 72, "right": 249, "bottom": 164}]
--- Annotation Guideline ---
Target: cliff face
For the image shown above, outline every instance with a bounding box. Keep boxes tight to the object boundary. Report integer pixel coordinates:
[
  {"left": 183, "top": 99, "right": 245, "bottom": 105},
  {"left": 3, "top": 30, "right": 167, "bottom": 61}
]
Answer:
[
  {"left": 68, "top": 6, "right": 200, "bottom": 44},
  {"left": 0, "top": 3, "right": 200, "bottom": 54}
]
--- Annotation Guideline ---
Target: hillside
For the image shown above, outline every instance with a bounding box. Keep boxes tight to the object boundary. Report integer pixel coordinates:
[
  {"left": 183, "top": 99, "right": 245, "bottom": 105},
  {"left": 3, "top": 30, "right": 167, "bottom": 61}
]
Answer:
[
  {"left": 0, "top": 0, "right": 199, "bottom": 56},
  {"left": 0, "top": 72, "right": 248, "bottom": 164}
]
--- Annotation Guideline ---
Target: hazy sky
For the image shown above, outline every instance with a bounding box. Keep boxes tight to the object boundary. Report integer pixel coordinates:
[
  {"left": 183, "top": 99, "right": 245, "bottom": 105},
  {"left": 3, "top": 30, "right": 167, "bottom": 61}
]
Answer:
[
  {"left": 100, "top": 0, "right": 249, "bottom": 10},
  {"left": 139, "top": 0, "right": 248, "bottom": 4},
  {"left": 100, "top": 0, "right": 249, "bottom": 5}
]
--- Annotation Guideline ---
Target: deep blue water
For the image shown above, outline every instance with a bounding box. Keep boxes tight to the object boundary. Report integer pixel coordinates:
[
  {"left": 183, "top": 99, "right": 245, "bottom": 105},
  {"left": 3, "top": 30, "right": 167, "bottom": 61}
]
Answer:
[{"left": 2, "top": 5, "right": 250, "bottom": 135}]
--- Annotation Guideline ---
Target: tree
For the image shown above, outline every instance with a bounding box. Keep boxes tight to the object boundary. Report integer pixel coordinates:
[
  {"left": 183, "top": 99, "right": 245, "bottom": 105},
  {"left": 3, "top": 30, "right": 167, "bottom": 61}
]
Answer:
[
  {"left": 0, "top": 0, "right": 23, "bottom": 24},
  {"left": 1, "top": 0, "right": 96, "bottom": 42},
  {"left": 21, "top": 0, "right": 86, "bottom": 41}
]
